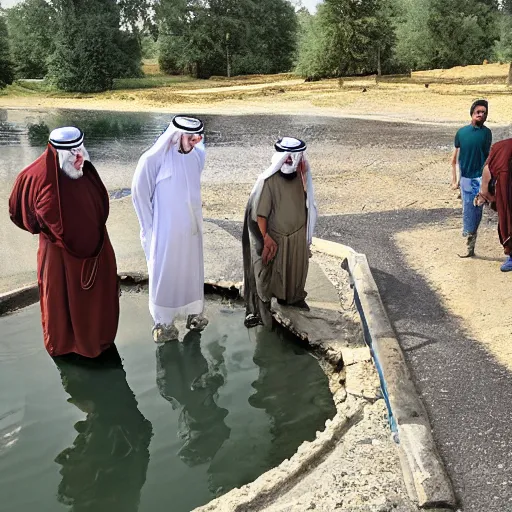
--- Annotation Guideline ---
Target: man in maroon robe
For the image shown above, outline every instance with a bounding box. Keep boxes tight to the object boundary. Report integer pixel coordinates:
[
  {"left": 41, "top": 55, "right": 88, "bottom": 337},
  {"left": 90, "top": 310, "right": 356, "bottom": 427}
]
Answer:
[
  {"left": 477, "top": 138, "right": 512, "bottom": 271},
  {"left": 9, "top": 126, "right": 119, "bottom": 357}
]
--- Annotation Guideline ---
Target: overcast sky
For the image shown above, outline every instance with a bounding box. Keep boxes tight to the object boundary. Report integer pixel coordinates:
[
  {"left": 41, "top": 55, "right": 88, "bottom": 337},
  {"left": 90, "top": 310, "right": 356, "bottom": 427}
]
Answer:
[{"left": 2, "top": 0, "right": 322, "bottom": 12}]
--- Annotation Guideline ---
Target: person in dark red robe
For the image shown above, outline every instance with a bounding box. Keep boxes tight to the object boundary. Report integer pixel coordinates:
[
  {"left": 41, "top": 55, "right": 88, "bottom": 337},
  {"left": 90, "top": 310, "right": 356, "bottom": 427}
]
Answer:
[
  {"left": 476, "top": 137, "right": 512, "bottom": 272},
  {"left": 8, "top": 126, "right": 119, "bottom": 357}
]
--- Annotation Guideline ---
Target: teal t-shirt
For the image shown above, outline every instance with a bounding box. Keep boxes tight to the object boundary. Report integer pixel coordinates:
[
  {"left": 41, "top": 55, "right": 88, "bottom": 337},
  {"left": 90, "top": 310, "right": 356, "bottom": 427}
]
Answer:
[{"left": 454, "top": 124, "right": 492, "bottom": 179}]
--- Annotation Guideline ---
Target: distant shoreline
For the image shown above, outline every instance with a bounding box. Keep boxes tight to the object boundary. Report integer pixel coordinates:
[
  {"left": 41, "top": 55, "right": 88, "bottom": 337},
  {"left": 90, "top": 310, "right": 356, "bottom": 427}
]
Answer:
[{"left": 1, "top": 67, "right": 511, "bottom": 125}]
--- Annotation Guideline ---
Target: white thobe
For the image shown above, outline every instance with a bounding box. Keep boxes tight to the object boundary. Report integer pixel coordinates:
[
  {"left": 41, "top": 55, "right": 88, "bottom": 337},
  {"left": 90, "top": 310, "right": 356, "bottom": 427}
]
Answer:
[{"left": 132, "top": 144, "right": 205, "bottom": 325}]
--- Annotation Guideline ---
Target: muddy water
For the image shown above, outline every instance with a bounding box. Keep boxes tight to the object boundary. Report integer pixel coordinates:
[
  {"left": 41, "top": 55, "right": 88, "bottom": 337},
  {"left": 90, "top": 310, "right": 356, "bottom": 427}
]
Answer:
[
  {"left": 0, "top": 294, "right": 336, "bottom": 512},
  {"left": 0, "top": 107, "right": 456, "bottom": 194}
]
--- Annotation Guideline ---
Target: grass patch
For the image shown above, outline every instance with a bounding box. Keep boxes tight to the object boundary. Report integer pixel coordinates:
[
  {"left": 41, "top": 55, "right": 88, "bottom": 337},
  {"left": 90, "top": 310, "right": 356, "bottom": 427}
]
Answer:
[
  {"left": 113, "top": 74, "right": 198, "bottom": 90},
  {"left": 0, "top": 79, "right": 56, "bottom": 96}
]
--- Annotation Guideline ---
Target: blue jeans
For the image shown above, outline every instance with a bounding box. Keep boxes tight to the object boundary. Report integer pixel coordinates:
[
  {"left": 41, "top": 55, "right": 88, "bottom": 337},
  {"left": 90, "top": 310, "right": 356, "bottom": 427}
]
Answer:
[{"left": 460, "top": 177, "right": 483, "bottom": 236}]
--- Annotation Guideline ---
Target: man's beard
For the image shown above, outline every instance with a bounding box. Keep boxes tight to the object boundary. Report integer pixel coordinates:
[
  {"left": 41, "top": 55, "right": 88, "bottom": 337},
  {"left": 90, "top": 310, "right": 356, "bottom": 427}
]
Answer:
[
  {"left": 58, "top": 147, "right": 90, "bottom": 179},
  {"left": 279, "top": 170, "right": 297, "bottom": 180},
  {"left": 61, "top": 160, "right": 84, "bottom": 179}
]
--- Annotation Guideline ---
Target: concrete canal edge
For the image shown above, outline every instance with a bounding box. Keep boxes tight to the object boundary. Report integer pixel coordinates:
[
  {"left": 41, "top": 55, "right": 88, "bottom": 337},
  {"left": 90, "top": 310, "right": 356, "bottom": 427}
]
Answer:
[
  {"left": 311, "top": 237, "right": 456, "bottom": 509},
  {"left": 0, "top": 276, "right": 243, "bottom": 316},
  {"left": 0, "top": 283, "right": 39, "bottom": 315},
  {"left": 1, "top": 235, "right": 456, "bottom": 510}
]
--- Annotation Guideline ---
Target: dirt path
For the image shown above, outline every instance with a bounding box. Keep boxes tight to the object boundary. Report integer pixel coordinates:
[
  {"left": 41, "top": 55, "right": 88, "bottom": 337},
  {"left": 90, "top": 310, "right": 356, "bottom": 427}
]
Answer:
[
  {"left": 395, "top": 212, "right": 512, "bottom": 371},
  {"left": 2, "top": 64, "right": 512, "bottom": 125}
]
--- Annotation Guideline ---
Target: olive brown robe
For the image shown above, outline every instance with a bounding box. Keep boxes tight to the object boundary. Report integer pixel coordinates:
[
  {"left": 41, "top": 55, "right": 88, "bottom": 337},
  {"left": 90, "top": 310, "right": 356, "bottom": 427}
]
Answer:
[
  {"left": 257, "top": 173, "right": 308, "bottom": 302},
  {"left": 8, "top": 145, "right": 119, "bottom": 357},
  {"left": 243, "top": 172, "right": 311, "bottom": 325}
]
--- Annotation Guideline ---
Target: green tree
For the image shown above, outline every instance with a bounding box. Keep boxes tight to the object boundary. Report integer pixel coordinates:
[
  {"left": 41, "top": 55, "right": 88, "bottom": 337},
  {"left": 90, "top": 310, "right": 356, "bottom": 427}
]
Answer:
[
  {"left": 295, "top": 7, "right": 327, "bottom": 78},
  {"left": 157, "top": 0, "right": 298, "bottom": 78},
  {"left": 393, "top": 0, "right": 435, "bottom": 71},
  {"left": 48, "top": 0, "right": 142, "bottom": 92},
  {"left": 231, "top": 0, "right": 298, "bottom": 75},
  {"left": 427, "top": 0, "right": 499, "bottom": 68},
  {"left": 296, "top": 0, "right": 396, "bottom": 78},
  {"left": 492, "top": 0, "right": 512, "bottom": 63},
  {"left": 6, "top": 0, "right": 56, "bottom": 79},
  {"left": 0, "top": 2, "right": 14, "bottom": 86}
]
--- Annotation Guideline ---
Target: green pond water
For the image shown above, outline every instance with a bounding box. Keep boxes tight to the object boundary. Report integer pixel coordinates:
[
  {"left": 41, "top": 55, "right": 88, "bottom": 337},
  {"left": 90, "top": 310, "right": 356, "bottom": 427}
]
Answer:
[{"left": 0, "top": 294, "right": 336, "bottom": 512}]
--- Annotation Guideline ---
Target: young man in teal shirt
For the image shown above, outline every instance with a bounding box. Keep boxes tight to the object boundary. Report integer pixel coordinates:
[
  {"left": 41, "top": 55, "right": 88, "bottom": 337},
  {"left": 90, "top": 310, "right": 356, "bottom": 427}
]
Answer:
[{"left": 451, "top": 99, "right": 492, "bottom": 257}]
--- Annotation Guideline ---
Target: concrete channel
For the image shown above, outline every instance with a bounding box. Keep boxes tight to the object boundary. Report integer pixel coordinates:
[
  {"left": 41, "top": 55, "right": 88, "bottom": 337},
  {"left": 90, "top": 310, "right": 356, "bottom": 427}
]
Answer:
[{"left": 0, "top": 195, "right": 456, "bottom": 511}]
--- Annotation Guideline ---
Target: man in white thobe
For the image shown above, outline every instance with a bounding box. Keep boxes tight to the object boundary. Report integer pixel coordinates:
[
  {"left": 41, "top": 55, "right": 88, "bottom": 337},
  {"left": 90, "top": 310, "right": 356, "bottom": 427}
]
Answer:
[{"left": 132, "top": 115, "right": 208, "bottom": 342}]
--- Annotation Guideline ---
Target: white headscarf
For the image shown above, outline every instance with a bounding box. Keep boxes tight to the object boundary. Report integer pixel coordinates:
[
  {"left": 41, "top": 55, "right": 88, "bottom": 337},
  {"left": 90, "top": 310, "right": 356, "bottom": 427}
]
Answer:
[
  {"left": 135, "top": 116, "right": 204, "bottom": 186},
  {"left": 49, "top": 126, "right": 90, "bottom": 179}
]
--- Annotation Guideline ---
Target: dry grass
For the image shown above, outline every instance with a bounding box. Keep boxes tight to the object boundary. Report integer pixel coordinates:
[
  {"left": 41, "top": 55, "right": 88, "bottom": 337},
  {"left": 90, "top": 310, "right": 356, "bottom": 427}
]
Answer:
[
  {"left": 1, "top": 63, "right": 511, "bottom": 125},
  {"left": 141, "top": 59, "right": 161, "bottom": 75}
]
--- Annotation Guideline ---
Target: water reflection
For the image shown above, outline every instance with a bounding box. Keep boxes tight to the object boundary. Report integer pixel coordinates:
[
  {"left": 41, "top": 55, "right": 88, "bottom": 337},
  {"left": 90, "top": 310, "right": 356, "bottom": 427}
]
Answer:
[
  {"left": 53, "top": 346, "right": 153, "bottom": 512},
  {"left": 248, "top": 328, "right": 336, "bottom": 466},
  {"left": 206, "top": 326, "right": 337, "bottom": 496},
  {"left": 156, "top": 332, "right": 230, "bottom": 466},
  {"left": 27, "top": 122, "right": 50, "bottom": 146},
  {"left": 24, "top": 115, "right": 147, "bottom": 144}
]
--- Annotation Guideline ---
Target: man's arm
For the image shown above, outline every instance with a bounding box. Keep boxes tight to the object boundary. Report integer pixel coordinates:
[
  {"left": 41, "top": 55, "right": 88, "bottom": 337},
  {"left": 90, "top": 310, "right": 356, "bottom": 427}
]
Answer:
[
  {"left": 475, "top": 164, "right": 494, "bottom": 206},
  {"left": 257, "top": 215, "right": 267, "bottom": 238},
  {"left": 257, "top": 215, "right": 278, "bottom": 265},
  {"left": 131, "top": 155, "right": 157, "bottom": 260},
  {"left": 481, "top": 164, "right": 493, "bottom": 196},
  {"left": 451, "top": 147, "right": 460, "bottom": 190},
  {"left": 256, "top": 180, "right": 278, "bottom": 265},
  {"left": 8, "top": 171, "right": 40, "bottom": 234}
]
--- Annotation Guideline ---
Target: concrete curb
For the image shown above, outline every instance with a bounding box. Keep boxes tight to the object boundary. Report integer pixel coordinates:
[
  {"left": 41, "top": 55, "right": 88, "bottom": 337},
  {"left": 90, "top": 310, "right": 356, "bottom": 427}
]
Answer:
[
  {"left": 311, "top": 237, "right": 456, "bottom": 509},
  {"left": 0, "top": 283, "right": 38, "bottom": 315},
  {"left": 0, "top": 274, "right": 244, "bottom": 317}
]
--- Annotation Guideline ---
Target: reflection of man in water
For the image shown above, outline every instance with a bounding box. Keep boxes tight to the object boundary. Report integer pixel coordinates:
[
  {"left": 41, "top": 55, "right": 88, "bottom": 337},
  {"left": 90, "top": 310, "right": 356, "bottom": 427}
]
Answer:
[
  {"left": 207, "top": 327, "right": 335, "bottom": 495},
  {"left": 156, "top": 333, "right": 230, "bottom": 466},
  {"left": 248, "top": 327, "right": 335, "bottom": 465},
  {"left": 53, "top": 346, "right": 153, "bottom": 512}
]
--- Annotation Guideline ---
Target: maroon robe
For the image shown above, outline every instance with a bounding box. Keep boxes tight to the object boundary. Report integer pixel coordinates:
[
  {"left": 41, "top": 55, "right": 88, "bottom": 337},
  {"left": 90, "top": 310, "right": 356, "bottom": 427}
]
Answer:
[
  {"left": 8, "top": 144, "right": 119, "bottom": 357},
  {"left": 487, "top": 139, "right": 512, "bottom": 255}
]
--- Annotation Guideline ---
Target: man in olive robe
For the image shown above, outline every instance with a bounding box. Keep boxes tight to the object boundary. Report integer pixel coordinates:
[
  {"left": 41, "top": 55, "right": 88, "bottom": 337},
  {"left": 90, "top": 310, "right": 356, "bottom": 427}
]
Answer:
[{"left": 242, "top": 137, "right": 317, "bottom": 328}]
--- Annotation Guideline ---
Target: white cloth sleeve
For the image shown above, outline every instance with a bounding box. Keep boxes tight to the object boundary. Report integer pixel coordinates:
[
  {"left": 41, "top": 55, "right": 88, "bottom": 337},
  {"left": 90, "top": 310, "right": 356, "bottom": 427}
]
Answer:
[{"left": 131, "top": 154, "right": 158, "bottom": 261}]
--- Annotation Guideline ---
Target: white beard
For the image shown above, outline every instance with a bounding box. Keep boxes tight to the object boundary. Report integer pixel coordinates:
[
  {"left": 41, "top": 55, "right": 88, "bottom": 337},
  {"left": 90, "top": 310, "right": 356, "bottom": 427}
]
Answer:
[
  {"left": 61, "top": 161, "right": 84, "bottom": 179},
  {"left": 281, "top": 152, "right": 302, "bottom": 175},
  {"left": 58, "top": 146, "right": 90, "bottom": 179}
]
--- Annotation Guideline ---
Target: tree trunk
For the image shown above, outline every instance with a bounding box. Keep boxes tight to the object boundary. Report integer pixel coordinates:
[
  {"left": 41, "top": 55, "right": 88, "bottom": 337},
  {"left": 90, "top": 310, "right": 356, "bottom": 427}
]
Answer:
[
  {"left": 507, "top": 62, "right": 512, "bottom": 86},
  {"left": 226, "top": 45, "right": 231, "bottom": 78},
  {"left": 226, "top": 32, "right": 231, "bottom": 78},
  {"left": 377, "top": 46, "right": 381, "bottom": 77}
]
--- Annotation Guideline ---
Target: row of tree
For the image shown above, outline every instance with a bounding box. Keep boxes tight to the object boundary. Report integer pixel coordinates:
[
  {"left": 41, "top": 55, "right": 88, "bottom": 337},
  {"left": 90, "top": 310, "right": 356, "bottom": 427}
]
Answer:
[
  {"left": 296, "top": 0, "right": 511, "bottom": 78},
  {"left": 0, "top": 0, "right": 145, "bottom": 91},
  {"left": 158, "top": 0, "right": 297, "bottom": 78},
  {"left": 0, "top": 0, "right": 511, "bottom": 91}
]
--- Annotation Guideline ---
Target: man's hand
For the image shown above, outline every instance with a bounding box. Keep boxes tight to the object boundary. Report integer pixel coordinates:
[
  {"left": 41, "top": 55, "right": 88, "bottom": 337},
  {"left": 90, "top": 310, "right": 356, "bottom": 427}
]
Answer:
[
  {"left": 262, "top": 233, "right": 278, "bottom": 265},
  {"left": 451, "top": 178, "right": 459, "bottom": 190}
]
